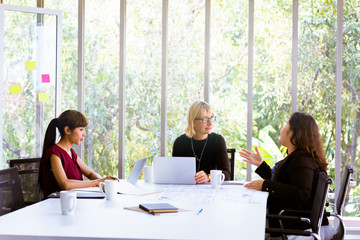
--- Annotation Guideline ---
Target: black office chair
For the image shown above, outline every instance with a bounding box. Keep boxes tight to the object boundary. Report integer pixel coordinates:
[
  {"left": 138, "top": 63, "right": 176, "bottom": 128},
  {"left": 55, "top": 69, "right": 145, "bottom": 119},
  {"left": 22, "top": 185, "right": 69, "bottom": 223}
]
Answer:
[
  {"left": 323, "top": 164, "right": 354, "bottom": 240},
  {"left": 266, "top": 171, "right": 332, "bottom": 240},
  {"left": 227, "top": 148, "right": 236, "bottom": 180},
  {"left": 8, "top": 158, "right": 42, "bottom": 205},
  {"left": 0, "top": 166, "right": 25, "bottom": 216}
]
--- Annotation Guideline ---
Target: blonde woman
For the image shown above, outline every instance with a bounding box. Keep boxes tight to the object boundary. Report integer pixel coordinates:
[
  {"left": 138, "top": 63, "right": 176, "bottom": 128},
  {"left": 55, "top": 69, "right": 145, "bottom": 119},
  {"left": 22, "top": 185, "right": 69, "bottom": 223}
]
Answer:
[{"left": 172, "top": 101, "right": 231, "bottom": 183}]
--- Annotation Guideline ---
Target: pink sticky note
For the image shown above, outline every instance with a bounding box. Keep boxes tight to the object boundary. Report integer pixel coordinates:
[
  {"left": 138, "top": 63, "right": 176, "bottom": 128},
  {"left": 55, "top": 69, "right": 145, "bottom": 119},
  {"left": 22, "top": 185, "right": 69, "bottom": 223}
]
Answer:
[{"left": 42, "top": 74, "right": 50, "bottom": 83}]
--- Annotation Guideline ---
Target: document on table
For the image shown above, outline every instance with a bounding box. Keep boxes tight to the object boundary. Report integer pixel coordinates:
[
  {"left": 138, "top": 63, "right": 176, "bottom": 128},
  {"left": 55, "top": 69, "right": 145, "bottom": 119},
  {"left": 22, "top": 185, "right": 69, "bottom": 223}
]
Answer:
[
  {"left": 117, "top": 181, "right": 158, "bottom": 195},
  {"left": 149, "top": 185, "right": 266, "bottom": 203},
  {"left": 72, "top": 182, "right": 157, "bottom": 196}
]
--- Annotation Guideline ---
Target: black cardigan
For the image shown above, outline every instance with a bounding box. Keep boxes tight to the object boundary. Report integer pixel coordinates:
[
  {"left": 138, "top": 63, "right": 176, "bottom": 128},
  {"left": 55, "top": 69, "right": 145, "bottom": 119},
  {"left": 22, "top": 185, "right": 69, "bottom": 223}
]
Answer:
[
  {"left": 256, "top": 148, "right": 325, "bottom": 229},
  {"left": 172, "top": 133, "right": 231, "bottom": 180}
]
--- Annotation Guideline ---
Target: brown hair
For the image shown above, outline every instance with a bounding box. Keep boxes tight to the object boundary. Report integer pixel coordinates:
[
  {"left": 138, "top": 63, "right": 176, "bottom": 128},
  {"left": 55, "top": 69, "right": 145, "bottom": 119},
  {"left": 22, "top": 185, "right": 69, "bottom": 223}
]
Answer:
[
  {"left": 289, "top": 112, "right": 328, "bottom": 171},
  {"left": 41, "top": 110, "right": 88, "bottom": 160},
  {"left": 39, "top": 110, "right": 88, "bottom": 190}
]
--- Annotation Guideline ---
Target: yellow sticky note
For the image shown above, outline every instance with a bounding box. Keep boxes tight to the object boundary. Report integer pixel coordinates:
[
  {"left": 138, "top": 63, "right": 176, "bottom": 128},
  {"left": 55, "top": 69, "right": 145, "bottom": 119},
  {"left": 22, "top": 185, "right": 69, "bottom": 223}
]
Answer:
[
  {"left": 9, "top": 84, "right": 22, "bottom": 94},
  {"left": 25, "top": 61, "right": 36, "bottom": 70},
  {"left": 38, "top": 93, "right": 49, "bottom": 103}
]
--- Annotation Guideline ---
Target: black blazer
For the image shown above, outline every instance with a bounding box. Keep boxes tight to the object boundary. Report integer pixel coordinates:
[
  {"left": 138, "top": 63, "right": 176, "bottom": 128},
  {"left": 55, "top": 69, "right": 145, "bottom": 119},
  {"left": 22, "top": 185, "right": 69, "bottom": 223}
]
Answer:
[{"left": 256, "top": 148, "right": 322, "bottom": 229}]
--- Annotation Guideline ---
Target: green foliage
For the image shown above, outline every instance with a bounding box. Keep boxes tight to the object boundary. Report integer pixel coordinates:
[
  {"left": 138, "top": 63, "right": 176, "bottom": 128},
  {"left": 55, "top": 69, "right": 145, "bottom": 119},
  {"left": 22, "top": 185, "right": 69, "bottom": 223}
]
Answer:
[{"left": 2, "top": 0, "right": 359, "bottom": 217}]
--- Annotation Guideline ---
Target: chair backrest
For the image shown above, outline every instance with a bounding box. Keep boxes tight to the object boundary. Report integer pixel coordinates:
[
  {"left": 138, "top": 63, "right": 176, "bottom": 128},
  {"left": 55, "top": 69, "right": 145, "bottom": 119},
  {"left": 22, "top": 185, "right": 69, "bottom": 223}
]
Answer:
[
  {"left": 0, "top": 166, "right": 25, "bottom": 215},
  {"left": 310, "top": 171, "right": 332, "bottom": 234},
  {"left": 227, "top": 148, "right": 236, "bottom": 180},
  {"left": 8, "top": 158, "right": 42, "bottom": 205},
  {"left": 336, "top": 164, "right": 354, "bottom": 215}
]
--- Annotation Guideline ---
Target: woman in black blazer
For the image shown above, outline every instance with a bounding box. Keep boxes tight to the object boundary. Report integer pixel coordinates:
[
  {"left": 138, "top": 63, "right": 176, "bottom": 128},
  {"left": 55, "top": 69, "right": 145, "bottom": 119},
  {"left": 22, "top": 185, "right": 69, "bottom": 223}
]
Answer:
[{"left": 240, "top": 112, "right": 328, "bottom": 231}]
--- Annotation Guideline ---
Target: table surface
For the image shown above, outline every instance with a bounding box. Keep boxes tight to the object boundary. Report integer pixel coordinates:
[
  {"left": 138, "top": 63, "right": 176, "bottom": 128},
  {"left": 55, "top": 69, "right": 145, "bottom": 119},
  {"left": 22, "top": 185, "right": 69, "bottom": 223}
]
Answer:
[{"left": 0, "top": 181, "right": 268, "bottom": 240}]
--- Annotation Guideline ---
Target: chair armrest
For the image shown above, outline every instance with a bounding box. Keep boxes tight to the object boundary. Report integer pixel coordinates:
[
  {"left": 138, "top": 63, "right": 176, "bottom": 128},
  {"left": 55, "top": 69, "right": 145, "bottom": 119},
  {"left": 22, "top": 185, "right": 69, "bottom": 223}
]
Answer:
[
  {"left": 267, "top": 214, "right": 311, "bottom": 225},
  {"left": 278, "top": 209, "right": 311, "bottom": 217}
]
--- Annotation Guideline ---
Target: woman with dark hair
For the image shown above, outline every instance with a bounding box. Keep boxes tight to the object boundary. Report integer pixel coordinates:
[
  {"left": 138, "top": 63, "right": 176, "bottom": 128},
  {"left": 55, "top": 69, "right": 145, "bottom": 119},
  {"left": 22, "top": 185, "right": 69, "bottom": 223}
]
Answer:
[
  {"left": 239, "top": 112, "right": 328, "bottom": 231},
  {"left": 39, "top": 110, "right": 116, "bottom": 197}
]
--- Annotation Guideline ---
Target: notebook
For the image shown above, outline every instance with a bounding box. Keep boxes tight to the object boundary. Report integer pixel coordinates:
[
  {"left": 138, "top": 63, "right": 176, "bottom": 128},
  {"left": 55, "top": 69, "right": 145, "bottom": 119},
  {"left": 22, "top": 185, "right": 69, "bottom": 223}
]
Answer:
[
  {"left": 153, "top": 157, "right": 196, "bottom": 184},
  {"left": 127, "top": 157, "right": 147, "bottom": 185},
  {"left": 139, "top": 203, "right": 178, "bottom": 214}
]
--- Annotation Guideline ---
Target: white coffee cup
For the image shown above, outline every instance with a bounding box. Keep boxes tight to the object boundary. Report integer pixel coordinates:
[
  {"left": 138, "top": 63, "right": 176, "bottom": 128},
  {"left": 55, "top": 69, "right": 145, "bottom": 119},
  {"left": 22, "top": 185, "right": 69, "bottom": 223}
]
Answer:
[
  {"left": 143, "top": 166, "right": 154, "bottom": 182},
  {"left": 99, "top": 180, "right": 118, "bottom": 200},
  {"left": 60, "top": 191, "right": 77, "bottom": 215},
  {"left": 210, "top": 170, "right": 225, "bottom": 189}
]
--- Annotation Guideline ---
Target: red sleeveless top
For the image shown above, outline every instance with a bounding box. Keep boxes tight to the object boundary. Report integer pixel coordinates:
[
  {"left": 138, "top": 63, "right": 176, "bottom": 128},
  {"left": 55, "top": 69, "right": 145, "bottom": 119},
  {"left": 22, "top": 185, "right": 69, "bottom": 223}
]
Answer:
[{"left": 40, "top": 144, "right": 83, "bottom": 197}]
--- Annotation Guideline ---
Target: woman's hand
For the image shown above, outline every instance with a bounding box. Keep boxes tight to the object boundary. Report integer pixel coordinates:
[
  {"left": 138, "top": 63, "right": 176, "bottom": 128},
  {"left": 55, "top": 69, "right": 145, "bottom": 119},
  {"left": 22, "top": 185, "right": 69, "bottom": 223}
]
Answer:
[
  {"left": 195, "top": 170, "right": 210, "bottom": 184},
  {"left": 239, "top": 146, "right": 264, "bottom": 167},
  {"left": 244, "top": 179, "right": 264, "bottom": 191},
  {"left": 95, "top": 176, "right": 119, "bottom": 186}
]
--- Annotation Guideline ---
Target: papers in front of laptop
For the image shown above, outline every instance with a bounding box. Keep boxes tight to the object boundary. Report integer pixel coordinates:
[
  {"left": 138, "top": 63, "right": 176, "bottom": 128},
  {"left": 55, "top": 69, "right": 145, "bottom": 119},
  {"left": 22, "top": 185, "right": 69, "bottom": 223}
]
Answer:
[
  {"left": 72, "top": 181, "right": 157, "bottom": 196},
  {"left": 117, "top": 181, "right": 157, "bottom": 196},
  {"left": 72, "top": 187, "right": 101, "bottom": 192}
]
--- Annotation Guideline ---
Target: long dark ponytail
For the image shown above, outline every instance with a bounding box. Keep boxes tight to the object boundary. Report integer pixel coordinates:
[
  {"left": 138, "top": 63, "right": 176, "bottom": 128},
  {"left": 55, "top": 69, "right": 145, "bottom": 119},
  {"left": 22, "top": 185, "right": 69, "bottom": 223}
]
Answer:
[
  {"left": 39, "top": 110, "right": 88, "bottom": 189},
  {"left": 41, "top": 110, "right": 88, "bottom": 159}
]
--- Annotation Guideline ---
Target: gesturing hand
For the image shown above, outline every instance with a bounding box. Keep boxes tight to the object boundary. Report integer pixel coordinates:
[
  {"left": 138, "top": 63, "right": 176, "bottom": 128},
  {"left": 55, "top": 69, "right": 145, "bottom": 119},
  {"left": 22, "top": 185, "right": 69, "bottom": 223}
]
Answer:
[{"left": 239, "top": 146, "right": 264, "bottom": 167}]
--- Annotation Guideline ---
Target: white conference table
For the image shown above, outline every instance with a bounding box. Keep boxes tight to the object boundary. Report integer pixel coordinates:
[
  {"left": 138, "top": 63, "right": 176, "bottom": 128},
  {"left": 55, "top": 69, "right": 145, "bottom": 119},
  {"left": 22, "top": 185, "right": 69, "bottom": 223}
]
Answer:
[{"left": 0, "top": 181, "right": 268, "bottom": 240}]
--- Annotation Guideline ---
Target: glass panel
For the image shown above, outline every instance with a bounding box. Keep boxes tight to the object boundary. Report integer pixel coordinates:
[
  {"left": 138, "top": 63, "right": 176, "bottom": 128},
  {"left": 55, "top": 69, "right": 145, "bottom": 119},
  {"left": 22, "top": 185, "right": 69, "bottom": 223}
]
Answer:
[
  {"left": 45, "top": 0, "right": 78, "bottom": 111},
  {"left": 210, "top": 0, "right": 248, "bottom": 181},
  {"left": 253, "top": 1, "right": 292, "bottom": 174},
  {"left": 342, "top": 2, "right": 360, "bottom": 217},
  {"left": 126, "top": 0, "right": 162, "bottom": 176},
  {"left": 167, "top": 0, "right": 205, "bottom": 154},
  {"left": 84, "top": 0, "right": 120, "bottom": 177},
  {"left": 2, "top": 0, "right": 36, "bottom": 7},
  {"left": 298, "top": 1, "right": 337, "bottom": 181},
  {"left": 3, "top": 10, "right": 58, "bottom": 164}
]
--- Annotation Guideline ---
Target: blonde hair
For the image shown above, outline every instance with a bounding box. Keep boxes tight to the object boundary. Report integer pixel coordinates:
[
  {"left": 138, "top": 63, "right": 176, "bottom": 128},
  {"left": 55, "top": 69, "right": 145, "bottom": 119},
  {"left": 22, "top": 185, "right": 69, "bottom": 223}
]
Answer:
[{"left": 185, "top": 101, "right": 213, "bottom": 138}]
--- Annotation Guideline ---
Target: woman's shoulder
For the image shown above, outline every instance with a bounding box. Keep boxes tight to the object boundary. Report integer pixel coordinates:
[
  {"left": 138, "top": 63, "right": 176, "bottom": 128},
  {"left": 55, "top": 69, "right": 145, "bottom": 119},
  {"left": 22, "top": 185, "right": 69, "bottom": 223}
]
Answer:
[
  {"left": 209, "top": 132, "right": 225, "bottom": 142},
  {"left": 289, "top": 149, "right": 318, "bottom": 167},
  {"left": 173, "top": 134, "right": 189, "bottom": 144},
  {"left": 46, "top": 144, "right": 60, "bottom": 154}
]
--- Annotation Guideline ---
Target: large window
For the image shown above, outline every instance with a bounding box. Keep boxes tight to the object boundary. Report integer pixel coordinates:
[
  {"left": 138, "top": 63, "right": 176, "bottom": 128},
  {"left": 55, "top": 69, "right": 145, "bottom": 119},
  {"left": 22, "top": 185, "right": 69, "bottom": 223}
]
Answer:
[
  {"left": 298, "top": 0, "right": 337, "bottom": 175},
  {"left": 167, "top": 0, "right": 205, "bottom": 154},
  {"left": 46, "top": 0, "right": 78, "bottom": 111},
  {"left": 342, "top": 1, "right": 360, "bottom": 216},
  {"left": 253, "top": 0, "right": 292, "bottom": 170},
  {"left": 125, "top": 1, "right": 162, "bottom": 175},
  {"left": 1, "top": 5, "right": 61, "bottom": 166},
  {"left": 1, "top": 0, "right": 359, "bottom": 218},
  {"left": 210, "top": 0, "right": 248, "bottom": 180},
  {"left": 84, "top": 0, "right": 120, "bottom": 177}
]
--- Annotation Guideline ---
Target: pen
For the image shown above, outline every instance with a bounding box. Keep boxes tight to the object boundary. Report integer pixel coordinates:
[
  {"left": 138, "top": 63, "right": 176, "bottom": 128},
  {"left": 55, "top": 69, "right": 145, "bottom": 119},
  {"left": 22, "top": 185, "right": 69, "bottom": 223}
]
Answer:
[{"left": 197, "top": 208, "right": 203, "bottom": 215}]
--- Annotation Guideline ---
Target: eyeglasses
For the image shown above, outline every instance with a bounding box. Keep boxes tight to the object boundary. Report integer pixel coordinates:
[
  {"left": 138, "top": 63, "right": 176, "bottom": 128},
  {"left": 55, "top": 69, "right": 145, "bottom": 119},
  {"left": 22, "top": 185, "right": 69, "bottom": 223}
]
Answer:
[{"left": 194, "top": 116, "right": 216, "bottom": 123}]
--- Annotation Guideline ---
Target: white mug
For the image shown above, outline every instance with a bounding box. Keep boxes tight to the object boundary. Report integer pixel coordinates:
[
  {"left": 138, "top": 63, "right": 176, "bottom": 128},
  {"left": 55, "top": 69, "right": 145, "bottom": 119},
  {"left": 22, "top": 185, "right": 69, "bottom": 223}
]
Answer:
[
  {"left": 99, "top": 180, "right": 118, "bottom": 200},
  {"left": 210, "top": 170, "right": 225, "bottom": 189},
  {"left": 60, "top": 191, "right": 77, "bottom": 215},
  {"left": 143, "top": 166, "right": 154, "bottom": 182}
]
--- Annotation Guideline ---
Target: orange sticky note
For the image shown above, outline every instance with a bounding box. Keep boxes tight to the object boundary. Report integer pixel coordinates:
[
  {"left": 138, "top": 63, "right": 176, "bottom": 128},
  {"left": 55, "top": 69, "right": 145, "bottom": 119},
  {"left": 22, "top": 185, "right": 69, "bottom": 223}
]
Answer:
[
  {"left": 25, "top": 61, "right": 36, "bottom": 70},
  {"left": 42, "top": 74, "right": 50, "bottom": 83},
  {"left": 9, "top": 84, "right": 22, "bottom": 94},
  {"left": 38, "top": 93, "right": 49, "bottom": 103}
]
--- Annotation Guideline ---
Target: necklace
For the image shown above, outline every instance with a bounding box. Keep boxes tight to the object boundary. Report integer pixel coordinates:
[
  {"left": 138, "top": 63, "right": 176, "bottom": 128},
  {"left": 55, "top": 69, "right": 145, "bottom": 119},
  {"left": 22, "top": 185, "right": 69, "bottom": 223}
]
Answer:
[{"left": 191, "top": 136, "right": 208, "bottom": 172}]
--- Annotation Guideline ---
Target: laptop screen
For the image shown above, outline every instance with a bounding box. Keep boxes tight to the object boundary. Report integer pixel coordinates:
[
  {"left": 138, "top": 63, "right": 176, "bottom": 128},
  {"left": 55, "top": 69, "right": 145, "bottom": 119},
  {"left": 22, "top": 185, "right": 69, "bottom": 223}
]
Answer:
[
  {"left": 153, "top": 157, "right": 196, "bottom": 184},
  {"left": 127, "top": 157, "right": 147, "bottom": 185}
]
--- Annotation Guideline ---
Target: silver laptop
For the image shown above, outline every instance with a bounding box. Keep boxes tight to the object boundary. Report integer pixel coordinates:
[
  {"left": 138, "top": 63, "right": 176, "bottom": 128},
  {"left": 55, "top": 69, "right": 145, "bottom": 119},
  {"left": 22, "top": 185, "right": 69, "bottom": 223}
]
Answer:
[
  {"left": 127, "top": 157, "right": 147, "bottom": 185},
  {"left": 153, "top": 157, "right": 196, "bottom": 184}
]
